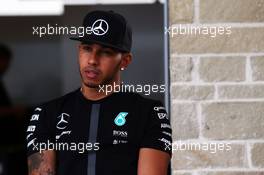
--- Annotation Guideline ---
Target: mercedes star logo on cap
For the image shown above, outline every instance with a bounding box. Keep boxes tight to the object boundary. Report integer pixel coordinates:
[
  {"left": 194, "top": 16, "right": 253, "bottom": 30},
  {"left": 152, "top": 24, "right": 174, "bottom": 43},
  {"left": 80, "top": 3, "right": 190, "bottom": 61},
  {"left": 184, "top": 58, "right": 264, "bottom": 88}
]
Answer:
[{"left": 92, "top": 19, "right": 109, "bottom": 36}]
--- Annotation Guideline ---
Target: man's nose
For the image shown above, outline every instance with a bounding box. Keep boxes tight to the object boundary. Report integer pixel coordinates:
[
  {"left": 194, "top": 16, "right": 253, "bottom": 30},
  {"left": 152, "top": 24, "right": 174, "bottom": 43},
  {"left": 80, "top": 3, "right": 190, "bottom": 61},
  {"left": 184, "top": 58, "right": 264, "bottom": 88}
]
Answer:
[{"left": 88, "top": 51, "right": 99, "bottom": 65}]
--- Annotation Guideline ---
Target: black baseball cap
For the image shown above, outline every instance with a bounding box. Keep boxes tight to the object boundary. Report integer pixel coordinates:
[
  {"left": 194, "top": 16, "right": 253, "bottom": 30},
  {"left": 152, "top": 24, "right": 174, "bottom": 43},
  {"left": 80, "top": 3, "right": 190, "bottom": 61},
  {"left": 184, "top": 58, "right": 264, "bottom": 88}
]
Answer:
[{"left": 70, "top": 10, "right": 132, "bottom": 53}]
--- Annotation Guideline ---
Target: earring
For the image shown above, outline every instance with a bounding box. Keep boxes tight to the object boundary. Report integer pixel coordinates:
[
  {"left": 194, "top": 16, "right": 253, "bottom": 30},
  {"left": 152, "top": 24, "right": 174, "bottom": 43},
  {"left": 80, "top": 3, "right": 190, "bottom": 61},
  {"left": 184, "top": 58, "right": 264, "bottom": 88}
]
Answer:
[{"left": 120, "top": 67, "right": 125, "bottom": 71}]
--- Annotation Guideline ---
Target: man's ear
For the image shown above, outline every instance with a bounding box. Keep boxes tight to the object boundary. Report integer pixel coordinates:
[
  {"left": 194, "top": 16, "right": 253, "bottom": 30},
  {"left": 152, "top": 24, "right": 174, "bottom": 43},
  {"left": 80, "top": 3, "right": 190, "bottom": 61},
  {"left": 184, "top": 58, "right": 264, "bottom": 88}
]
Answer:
[{"left": 120, "top": 53, "right": 132, "bottom": 70}]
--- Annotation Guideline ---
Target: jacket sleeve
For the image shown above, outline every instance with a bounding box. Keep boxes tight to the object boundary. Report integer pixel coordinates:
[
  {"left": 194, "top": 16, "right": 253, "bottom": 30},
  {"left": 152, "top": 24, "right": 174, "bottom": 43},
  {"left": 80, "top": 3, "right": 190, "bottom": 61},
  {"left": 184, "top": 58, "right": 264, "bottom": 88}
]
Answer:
[
  {"left": 26, "top": 104, "right": 55, "bottom": 156},
  {"left": 140, "top": 100, "right": 172, "bottom": 157}
]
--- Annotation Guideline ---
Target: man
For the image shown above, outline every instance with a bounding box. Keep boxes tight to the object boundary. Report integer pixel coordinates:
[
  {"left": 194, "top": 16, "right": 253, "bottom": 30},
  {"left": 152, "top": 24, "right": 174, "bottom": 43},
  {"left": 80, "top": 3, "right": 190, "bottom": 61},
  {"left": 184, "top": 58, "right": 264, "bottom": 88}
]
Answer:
[
  {"left": 0, "top": 44, "right": 12, "bottom": 107},
  {"left": 26, "top": 10, "right": 172, "bottom": 175},
  {"left": 0, "top": 44, "right": 28, "bottom": 175}
]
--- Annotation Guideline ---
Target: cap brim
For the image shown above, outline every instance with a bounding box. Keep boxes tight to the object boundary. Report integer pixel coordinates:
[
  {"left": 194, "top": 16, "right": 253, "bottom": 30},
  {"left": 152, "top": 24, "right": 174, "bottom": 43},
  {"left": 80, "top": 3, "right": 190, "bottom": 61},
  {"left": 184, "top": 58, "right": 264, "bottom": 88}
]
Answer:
[{"left": 70, "top": 37, "right": 128, "bottom": 53}]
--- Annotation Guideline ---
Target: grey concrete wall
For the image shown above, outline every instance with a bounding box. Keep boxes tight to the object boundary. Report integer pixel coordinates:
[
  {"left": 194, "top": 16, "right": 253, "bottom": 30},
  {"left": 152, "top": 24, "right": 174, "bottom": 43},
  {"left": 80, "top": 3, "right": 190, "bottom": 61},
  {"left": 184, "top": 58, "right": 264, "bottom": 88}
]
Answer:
[{"left": 169, "top": 0, "right": 264, "bottom": 174}]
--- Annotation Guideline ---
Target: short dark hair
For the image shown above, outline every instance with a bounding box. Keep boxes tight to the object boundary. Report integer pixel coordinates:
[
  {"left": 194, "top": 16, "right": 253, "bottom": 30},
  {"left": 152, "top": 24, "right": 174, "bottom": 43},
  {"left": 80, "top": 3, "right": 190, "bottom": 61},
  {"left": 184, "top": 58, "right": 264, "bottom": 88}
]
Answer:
[{"left": 0, "top": 43, "right": 12, "bottom": 59}]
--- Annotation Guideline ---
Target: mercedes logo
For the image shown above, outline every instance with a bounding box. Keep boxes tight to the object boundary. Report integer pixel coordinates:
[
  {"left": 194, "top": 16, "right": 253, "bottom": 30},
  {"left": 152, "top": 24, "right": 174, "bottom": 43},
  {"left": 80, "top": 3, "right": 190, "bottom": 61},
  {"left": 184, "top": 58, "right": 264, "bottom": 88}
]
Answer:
[
  {"left": 92, "top": 19, "right": 109, "bottom": 36},
  {"left": 57, "top": 113, "right": 70, "bottom": 130}
]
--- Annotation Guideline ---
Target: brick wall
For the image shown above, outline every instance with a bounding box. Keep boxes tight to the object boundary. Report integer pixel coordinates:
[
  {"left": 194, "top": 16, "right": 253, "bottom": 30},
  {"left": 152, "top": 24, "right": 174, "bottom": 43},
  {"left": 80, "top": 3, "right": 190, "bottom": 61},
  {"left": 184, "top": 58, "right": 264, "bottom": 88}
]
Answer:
[{"left": 169, "top": 0, "right": 264, "bottom": 174}]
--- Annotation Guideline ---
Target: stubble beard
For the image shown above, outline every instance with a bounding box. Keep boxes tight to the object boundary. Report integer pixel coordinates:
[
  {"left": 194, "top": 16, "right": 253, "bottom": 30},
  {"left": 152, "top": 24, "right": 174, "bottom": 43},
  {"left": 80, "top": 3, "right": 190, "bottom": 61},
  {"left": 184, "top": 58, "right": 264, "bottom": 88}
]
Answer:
[{"left": 80, "top": 61, "right": 121, "bottom": 89}]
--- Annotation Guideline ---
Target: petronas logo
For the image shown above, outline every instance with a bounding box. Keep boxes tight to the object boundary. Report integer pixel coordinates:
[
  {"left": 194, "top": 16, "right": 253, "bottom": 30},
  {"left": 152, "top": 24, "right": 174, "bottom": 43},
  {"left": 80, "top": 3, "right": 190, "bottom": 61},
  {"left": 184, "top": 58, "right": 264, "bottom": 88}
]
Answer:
[{"left": 114, "top": 112, "right": 128, "bottom": 126}]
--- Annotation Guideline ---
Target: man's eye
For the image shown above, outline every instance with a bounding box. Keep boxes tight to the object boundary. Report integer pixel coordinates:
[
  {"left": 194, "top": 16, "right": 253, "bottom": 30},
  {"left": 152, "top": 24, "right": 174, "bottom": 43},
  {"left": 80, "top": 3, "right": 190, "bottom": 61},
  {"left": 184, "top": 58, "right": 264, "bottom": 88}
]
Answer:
[
  {"left": 100, "top": 50, "right": 114, "bottom": 56},
  {"left": 82, "top": 46, "right": 92, "bottom": 52}
]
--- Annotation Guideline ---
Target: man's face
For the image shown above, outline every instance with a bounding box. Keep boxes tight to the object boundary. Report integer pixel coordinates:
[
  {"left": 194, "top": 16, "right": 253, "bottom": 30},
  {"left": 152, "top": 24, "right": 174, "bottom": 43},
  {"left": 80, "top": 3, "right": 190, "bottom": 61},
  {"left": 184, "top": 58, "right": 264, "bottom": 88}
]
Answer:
[{"left": 78, "top": 43, "right": 123, "bottom": 88}]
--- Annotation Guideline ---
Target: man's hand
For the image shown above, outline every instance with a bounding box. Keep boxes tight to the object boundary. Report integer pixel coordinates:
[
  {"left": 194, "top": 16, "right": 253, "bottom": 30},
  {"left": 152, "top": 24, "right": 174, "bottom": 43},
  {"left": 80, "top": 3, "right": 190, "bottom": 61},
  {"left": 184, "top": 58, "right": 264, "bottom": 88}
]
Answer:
[
  {"left": 28, "top": 150, "right": 56, "bottom": 175},
  {"left": 137, "top": 148, "right": 170, "bottom": 175}
]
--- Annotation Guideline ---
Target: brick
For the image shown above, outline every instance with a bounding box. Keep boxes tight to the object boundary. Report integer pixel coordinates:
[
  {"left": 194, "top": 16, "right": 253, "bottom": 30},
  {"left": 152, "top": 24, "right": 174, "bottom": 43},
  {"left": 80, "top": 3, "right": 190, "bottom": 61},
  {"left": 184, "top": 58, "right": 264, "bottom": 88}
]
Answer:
[
  {"left": 171, "top": 103, "right": 199, "bottom": 140},
  {"left": 251, "top": 143, "right": 264, "bottom": 168},
  {"left": 172, "top": 143, "right": 246, "bottom": 169},
  {"left": 202, "top": 102, "right": 264, "bottom": 139},
  {"left": 199, "top": 57, "right": 245, "bottom": 82},
  {"left": 171, "top": 85, "right": 214, "bottom": 100},
  {"left": 201, "top": 172, "right": 264, "bottom": 175},
  {"left": 170, "top": 27, "right": 264, "bottom": 54},
  {"left": 251, "top": 56, "right": 264, "bottom": 81},
  {"left": 170, "top": 57, "right": 193, "bottom": 82},
  {"left": 173, "top": 172, "right": 192, "bottom": 175},
  {"left": 169, "top": 0, "right": 194, "bottom": 24},
  {"left": 200, "top": 0, "right": 264, "bottom": 23},
  {"left": 218, "top": 84, "right": 264, "bottom": 99}
]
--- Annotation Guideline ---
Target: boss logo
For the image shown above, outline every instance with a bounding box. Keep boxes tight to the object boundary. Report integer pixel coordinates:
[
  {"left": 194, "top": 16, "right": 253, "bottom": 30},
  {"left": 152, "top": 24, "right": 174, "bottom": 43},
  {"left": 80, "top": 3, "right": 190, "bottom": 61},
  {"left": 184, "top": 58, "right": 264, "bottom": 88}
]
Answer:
[{"left": 113, "top": 130, "right": 128, "bottom": 138}]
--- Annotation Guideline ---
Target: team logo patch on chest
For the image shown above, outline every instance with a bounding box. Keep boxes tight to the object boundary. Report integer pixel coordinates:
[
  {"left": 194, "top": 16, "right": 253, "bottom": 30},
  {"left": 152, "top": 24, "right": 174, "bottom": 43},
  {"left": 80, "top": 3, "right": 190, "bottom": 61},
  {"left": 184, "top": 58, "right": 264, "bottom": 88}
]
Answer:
[
  {"left": 56, "top": 113, "right": 71, "bottom": 140},
  {"left": 112, "top": 130, "right": 128, "bottom": 145},
  {"left": 113, "top": 112, "right": 129, "bottom": 144},
  {"left": 114, "top": 112, "right": 128, "bottom": 126}
]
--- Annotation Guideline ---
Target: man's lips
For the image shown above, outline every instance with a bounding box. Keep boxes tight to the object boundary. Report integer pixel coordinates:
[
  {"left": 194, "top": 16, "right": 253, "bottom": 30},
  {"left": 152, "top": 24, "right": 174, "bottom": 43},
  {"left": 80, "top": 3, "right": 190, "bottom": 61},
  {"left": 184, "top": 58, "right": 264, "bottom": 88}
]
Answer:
[{"left": 84, "top": 68, "right": 100, "bottom": 79}]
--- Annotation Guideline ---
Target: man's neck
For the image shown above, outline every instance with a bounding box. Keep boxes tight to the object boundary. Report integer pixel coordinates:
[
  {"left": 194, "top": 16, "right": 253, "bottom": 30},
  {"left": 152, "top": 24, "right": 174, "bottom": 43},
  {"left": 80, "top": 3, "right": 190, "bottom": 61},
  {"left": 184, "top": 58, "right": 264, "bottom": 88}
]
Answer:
[{"left": 81, "top": 81, "right": 121, "bottom": 101}]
